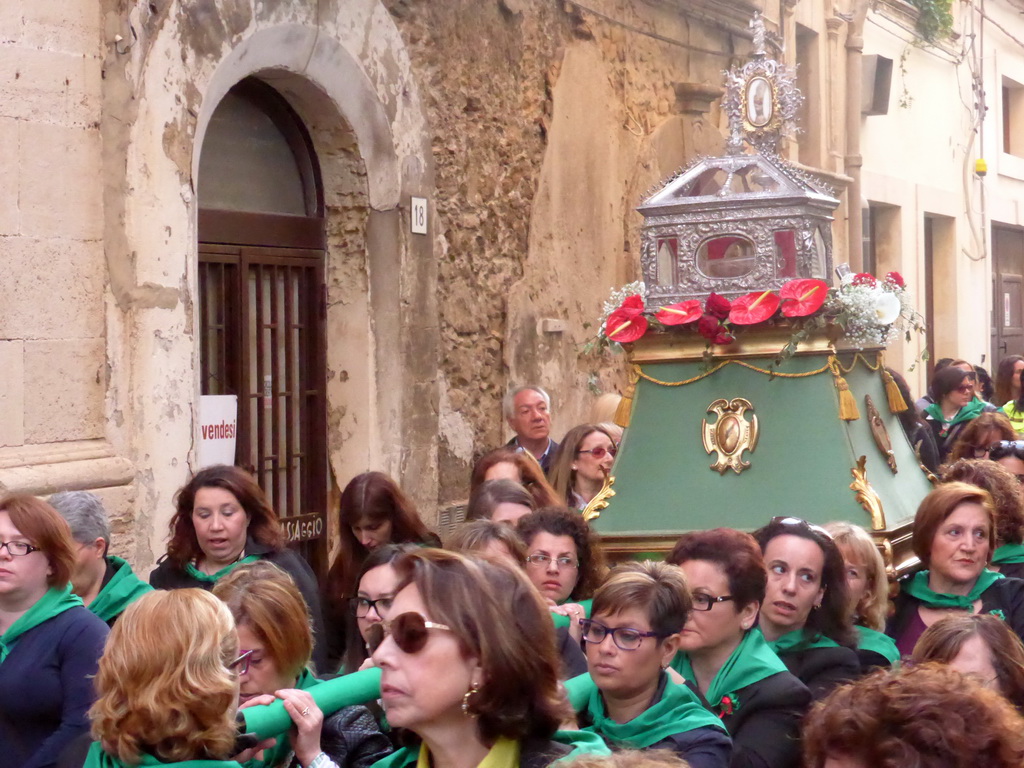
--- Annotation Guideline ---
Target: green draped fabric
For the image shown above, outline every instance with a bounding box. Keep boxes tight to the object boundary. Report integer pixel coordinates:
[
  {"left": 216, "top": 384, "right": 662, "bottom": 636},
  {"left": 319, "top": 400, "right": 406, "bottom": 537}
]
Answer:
[
  {"left": 673, "top": 628, "right": 787, "bottom": 717},
  {"left": 855, "top": 626, "right": 899, "bottom": 664},
  {"left": 243, "top": 667, "right": 322, "bottom": 768},
  {"left": 184, "top": 555, "right": 261, "bottom": 584},
  {"left": 767, "top": 629, "right": 839, "bottom": 655},
  {"left": 900, "top": 569, "right": 1004, "bottom": 610},
  {"left": 582, "top": 671, "right": 726, "bottom": 748},
  {"left": 0, "top": 584, "right": 82, "bottom": 663},
  {"left": 89, "top": 556, "right": 153, "bottom": 623},
  {"left": 924, "top": 397, "right": 988, "bottom": 428},
  {"left": 83, "top": 742, "right": 243, "bottom": 768},
  {"left": 993, "top": 543, "right": 1024, "bottom": 566}
]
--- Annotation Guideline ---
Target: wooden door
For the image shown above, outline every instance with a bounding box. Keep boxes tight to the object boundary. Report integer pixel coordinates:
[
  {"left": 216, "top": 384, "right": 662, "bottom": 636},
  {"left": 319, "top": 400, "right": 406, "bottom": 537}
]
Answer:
[{"left": 992, "top": 226, "right": 1024, "bottom": 364}]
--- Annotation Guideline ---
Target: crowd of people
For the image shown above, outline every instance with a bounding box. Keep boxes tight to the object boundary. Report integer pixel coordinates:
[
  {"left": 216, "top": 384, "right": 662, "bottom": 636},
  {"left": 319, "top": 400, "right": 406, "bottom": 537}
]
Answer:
[{"left": 6, "top": 380, "right": 1024, "bottom": 768}]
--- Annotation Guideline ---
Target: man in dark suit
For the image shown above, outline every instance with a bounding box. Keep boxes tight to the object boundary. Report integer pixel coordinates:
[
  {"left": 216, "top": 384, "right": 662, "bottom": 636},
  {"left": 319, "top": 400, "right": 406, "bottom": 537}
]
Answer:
[{"left": 504, "top": 385, "right": 559, "bottom": 474}]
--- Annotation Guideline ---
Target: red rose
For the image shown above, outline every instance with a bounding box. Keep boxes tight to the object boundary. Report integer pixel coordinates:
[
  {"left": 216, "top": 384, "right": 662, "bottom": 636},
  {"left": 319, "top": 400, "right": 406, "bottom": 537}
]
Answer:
[
  {"left": 705, "top": 293, "right": 732, "bottom": 320},
  {"left": 851, "top": 273, "right": 877, "bottom": 287},
  {"left": 885, "top": 271, "right": 905, "bottom": 288},
  {"left": 697, "top": 314, "right": 721, "bottom": 338}
]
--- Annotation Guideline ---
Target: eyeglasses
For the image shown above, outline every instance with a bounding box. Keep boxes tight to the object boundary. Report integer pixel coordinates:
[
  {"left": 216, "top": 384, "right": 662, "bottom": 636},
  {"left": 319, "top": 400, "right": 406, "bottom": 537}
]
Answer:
[
  {"left": 366, "top": 611, "right": 452, "bottom": 654},
  {"left": 353, "top": 595, "right": 394, "bottom": 618},
  {"left": 954, "top": 384, "right": 976, "bottom": 395},
  {"left": 525, "top": 553, "right": 579, "bottom": 570},
  {"left": 768, "top": 516, "right": 833, "bottom": 540},
  {"left": 579, "top": 618, "right": 664, "bottom": 651},
  {"left": 577, "top": 446, "right": 617, "bottom": 460},
  {"left": 228, "top": 649, "right": 256, "bottom": 675},
  {"left": 691, "top": 593, "right": 735, "bottom": 611},
  {"left": 990, "top": 440, "right": 1024, "bottom": 462},
  {"left": 0, "top": 541, "right": 40, "bottom": 557},
  {"left": 971, "top": 445, "right": 993, "bottom": 459}
]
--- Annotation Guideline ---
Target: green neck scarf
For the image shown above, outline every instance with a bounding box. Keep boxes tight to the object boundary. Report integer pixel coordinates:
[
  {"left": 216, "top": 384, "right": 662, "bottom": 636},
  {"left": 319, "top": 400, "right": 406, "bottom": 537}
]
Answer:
[
  {"left": 901, "top": 569, "right": 1004, "bottom": 610},
  {"left": 767, "top": 629, "right": 839, "bottom": 655},
  {"left": 924, "top": 397, "right": 987, "bottom": 427},
  {"left": 0, "top": 584, "right": 82, "bottom": 663},
  {"left": 83, "top": 741, "right": 243, "bottom": 768},
  {"left": 583, "top": 671, "right": 725, "bottom": 748},
  {"left": 184, "top": 554, "right": 260, "bottom": 584},
  {"left": 89, "top": 556, "right": 154, "bottom": 623},
  {"left": 993, "top": 543, "right": 1024, "bottom": 565},
  {"left": 855, "top": 626, "right": 900, "bottom": 665},
  {"left": 673, "top": 628, "right": 787, "bottom": 717}
]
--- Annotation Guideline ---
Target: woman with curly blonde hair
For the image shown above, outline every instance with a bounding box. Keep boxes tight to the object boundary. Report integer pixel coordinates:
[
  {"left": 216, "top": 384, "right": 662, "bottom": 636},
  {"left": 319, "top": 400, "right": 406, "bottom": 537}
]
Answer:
[
  {"left": 803, "top": 664, "right": 1024, "bottom": 768},
  {"left": 84, "top": 589, "right": 246, "bottom": 767},
  {"left": 823, "top": 522, "right": 898, "bottom": 671}
]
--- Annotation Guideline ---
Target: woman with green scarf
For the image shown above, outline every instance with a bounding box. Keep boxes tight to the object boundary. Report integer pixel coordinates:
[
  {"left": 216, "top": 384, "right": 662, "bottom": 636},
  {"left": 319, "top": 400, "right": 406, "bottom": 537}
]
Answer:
[
  {"left": 0, "top": 494, "right": 108, "bottom": 768},
  {"left": 668, "top": 529, "right": 811, "bottom": 768},
  {"left": 578, "top": 561, "right": 732, "bottom": 767},
  {"left": 82, "top": 589, "right": 256, "bottom": 768},
  {"left": 214, "top": 561, "right": 391, "bottom": 768},
  {"left": 752, "top": 518, "right": 860, "bottom": 701},
  {"left": 887, "top": 483, "right": 1024, "bottom": 656},
  {"left": 924, "top": 365, "right": 998, "bottom": 463},
  {"left": 149, "top": 466, "right": 327, "bottom": 672}
]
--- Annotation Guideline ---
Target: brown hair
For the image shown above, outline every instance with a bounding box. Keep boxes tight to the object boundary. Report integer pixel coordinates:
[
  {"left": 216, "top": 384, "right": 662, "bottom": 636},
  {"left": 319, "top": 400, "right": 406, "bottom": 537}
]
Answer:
[
  {"left": 465, "top": 479, "right": 536, "bottom": 522},
  {"left": 166, "top": 465, "right": 285, "bottom": 569},
  {"left": 994, "top": 355, "right": 1024, "bottom": 407},
  {"left": 912, "top": 482, "right": 996, "bottom": 567},
  {"left": 517, "top": 507, "right": 606, "bottom": 600},
  {"left": 0, "top": 494, "right": 76, "bottom": 589},
  {"left": 445, "top": 520, "right": 527, "bottom": 564},
  {"left": 324, "top": 472, "right": 436, "bottom": 607},
  {"left": 668, "top": 528, "right": 767, "bottom": 610},
  {"left": 941, "top": 459, "right": 1024, "bottom": 546},
  {"left": 391, "top": 549, "right": 570, "bottom": 742},
  {"left": 566, "top": 750, "right": 691, "bottom": 768},
  {"left": 912, "top": 614, "right": 1024, "bottom": 709},
  {"left": 213, "top": 561, "right": 312, "bottom": 681},
  {"left": 90, "top": 590, "right": 238, "bottom": 763},
  {"left": 548, "top": 425, "right": 616, "bottom": 505},
  {"left": 803, "top": 664, "right": 1024, "bottom": 768},
  {"left": 948, "top": 412, "right": 1017, "bottom": 463},
  {"left": 824, "top": 522, "right": 890, "bottom": 632},
  {"left": 930, "top": 364, "right": 976, "bottom": 402},
  {"left": 592, "top": 561, "right": 693, "bottom": 637},
  {"left": 470, "top": 448, "right": 561, "bottom": 509}
]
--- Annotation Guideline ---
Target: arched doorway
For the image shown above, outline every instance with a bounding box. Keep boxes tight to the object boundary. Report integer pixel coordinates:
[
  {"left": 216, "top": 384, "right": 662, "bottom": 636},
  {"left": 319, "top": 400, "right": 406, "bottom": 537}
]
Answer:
[{"left": 197, "top": 77, "right": 328, "bottom": 575}]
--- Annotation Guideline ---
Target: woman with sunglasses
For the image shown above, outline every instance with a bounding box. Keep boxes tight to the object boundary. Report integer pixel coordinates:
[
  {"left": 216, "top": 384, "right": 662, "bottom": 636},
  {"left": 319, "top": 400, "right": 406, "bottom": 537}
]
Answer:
[
  {"left": 923, "top": 366, "right": 999, "bottom": 463},
  {"left": 752, "top": 517, "right": 860, "bottom": 700},
  {"left": 667, "top": 529, "right": 810, "bottom": 768},
  {"left": 0, "top": 494, "right": 108, "bottom": 768},
  {"left": 517, "top": 508, "right": 606, "bottom": 637},
  {"left": 941, "top": 459, "right": 1024, "bottom": 579},
  {"left": 947, "top": 412, "right": 1017, "bottom": 463},
  {"left": 578, "top": 561, "right": 732, "bottom": 767},
  {"left": 368, "top": 549, "right": 610, "bottom": 768},
  {"left": 549, "top": 425, "right": 618, "bottom": 511},
  {"left": 214, "top": 561, "right": 392, "bottom": 768},
  {"left": 887, "top": 482, "right": 1024, "bottom": 656}
]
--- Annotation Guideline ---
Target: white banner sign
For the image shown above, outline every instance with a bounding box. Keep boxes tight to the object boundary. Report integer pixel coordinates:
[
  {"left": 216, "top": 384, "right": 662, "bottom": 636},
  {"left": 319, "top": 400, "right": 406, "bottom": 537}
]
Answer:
[{"left": 198, "top": 395, "right": 238, "bottom": 468}]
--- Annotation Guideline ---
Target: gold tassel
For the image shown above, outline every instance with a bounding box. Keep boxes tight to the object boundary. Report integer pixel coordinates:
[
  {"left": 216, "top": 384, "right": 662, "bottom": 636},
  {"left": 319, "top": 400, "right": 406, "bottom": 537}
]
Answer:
[
  {"left": 882, "top": 368, "right": 908, "bottom": 413},
  {"left": 614, "top": 367, "right": 640, "bottom": 428},
  {"left": 830, "top": 357, "right": 860, "bottom": 421}
]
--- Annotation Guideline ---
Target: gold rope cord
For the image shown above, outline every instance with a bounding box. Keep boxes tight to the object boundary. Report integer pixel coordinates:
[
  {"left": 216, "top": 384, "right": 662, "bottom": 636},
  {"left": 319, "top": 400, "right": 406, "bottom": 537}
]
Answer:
[{"left": 633, "top": 350, "right": 884, "bottom": 388}]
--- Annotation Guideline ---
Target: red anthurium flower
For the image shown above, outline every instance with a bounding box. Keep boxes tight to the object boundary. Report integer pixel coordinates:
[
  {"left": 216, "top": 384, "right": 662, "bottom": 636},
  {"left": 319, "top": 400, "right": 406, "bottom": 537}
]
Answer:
[
  {"left": 605, "top": 296, "right": 648, "bottom": 343},
  {"left": 729, "top": 290, "right": 780, "bottom": 325},
  {"left": 851, "top": 273, "right": 877, "bottom": 287},
  {"left": 779, "top": 278, "right": 829, "bottom": 317},
  {"left": 885, "top": 271, "right": 905, "bottom": 289},
  {"left": 655, "top": 300, "right": 703, "bottom": 326},
  {"left": 705, "top": 293, "right": 732, "bottom": 320}
]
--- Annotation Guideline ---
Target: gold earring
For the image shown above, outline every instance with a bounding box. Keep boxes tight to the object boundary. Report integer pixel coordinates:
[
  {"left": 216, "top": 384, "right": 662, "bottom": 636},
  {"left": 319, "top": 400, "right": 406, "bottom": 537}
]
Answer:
[{"left": 462, "top": 681, "right": 481, "bottom": 717}]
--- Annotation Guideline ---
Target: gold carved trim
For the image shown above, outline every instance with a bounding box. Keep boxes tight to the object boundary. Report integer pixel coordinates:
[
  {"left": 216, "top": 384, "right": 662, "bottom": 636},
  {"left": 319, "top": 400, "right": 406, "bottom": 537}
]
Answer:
[
  {"left": 865, "top": 395, "right": 898, "bottom": 474},
  {"left": 850, "top": 455, "right": 887, "bottom": 530},
  {"left": 582, "top": 475, "right": 616, "bottom": 522},
  {"left": 702, "top": 398, "right": 759, "bottom": 474}
]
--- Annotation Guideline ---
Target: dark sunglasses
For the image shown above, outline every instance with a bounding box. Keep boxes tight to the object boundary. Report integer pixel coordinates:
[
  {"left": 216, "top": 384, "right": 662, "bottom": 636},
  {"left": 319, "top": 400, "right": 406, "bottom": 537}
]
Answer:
[
  {"left": 577, "top": 446, "right": 617, "bottom": 460},
  {"left": 990, "top": 440, "right": 1024, "bottom": 462},
  {"left": 366, "top": 611, "right": 452, "bottom": 655},
  {"left": 954, "top": 384, "right": 976, "bottom": 395}
]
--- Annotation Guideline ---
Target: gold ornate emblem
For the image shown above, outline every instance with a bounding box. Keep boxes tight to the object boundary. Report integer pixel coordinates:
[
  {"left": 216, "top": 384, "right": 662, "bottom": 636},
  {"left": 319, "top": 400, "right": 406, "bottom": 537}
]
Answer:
[
  {"left": 865, "top": 395, "right": 897, "bottom": 474},
  {"left": 582, "top": 475, "right": 615, "bottom": 522},
  {"left": 701, "top": 398, "right": 759, "bottom": 475},
  {"left": 850, "top": 455, "right": 886, "bottom": 530}
]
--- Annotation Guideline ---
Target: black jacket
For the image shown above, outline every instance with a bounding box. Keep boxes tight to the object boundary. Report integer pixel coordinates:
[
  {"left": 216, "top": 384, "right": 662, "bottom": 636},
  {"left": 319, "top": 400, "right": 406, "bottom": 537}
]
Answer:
[
  {"left": 505, "top": 437, "right": 560, "bottom": 475},
  {"left": 887, "top": 573, "right": 1024, "bottom": 646},
  {"left": 775, "top": 645, "right": 859, "bottom": 701},
  {"left": 149, "top": 538, "right": 328, "bottom": 673},
  {"left": 715, "top": 672, "right": 811, "bottom": 768}
]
